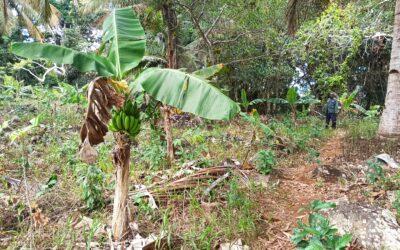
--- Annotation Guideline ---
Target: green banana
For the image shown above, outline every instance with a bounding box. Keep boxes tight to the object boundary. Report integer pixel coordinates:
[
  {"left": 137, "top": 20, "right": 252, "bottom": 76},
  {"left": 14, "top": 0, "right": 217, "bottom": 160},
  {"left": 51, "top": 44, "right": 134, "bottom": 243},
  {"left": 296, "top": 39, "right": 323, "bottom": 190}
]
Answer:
[
  {"left": 116, "top": 112, "right": 123, "bottom": 130},
  {"left": 130, "top": 116, "right": 138, "bottom": 131},
  {"left": 124, "top": 115, "right": 130, "bottom": 131},
  {"left": 108, "top": 123, "right": 117, "bottom": 132},
  {"left": 111, "top": 114, "right": 118, "bottom": 131},
  {"left": 126, "top": 101, "right": 133, "bottom": 116},
  {"left": 129, "top": 120, "right": 140, "bottom": 136}
]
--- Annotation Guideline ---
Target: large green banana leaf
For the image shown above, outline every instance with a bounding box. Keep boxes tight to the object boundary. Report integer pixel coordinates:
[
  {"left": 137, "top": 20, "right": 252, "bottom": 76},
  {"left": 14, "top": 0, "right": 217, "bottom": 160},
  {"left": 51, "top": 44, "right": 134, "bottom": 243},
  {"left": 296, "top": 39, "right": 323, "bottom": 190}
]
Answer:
[
  {"left": 103, "top": 7, "right": 146, "bottom": 78},
  {"left": 135, "top": 68, "right": 240, "bottom": 120},
  {"left": 10, "top": 42, "right": 116, "bottom": 76}
]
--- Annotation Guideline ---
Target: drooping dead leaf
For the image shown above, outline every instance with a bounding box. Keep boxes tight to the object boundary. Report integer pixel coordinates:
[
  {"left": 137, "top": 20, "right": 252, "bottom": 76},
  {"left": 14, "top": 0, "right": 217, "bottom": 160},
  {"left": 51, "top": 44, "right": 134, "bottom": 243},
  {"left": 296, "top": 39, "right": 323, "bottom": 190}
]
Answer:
[
  {"left": 80, "top": 77, "right": 124, "bottom": 146},
  {"left": 78, "top": 138, "right": 98, "bottom": 164}
]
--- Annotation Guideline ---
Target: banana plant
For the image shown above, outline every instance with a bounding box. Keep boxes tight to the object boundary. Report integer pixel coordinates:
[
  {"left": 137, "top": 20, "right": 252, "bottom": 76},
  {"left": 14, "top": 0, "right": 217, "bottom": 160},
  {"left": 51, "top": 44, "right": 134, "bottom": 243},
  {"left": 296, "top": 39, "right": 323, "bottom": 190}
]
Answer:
[
  {"left": 10, "top": 7, "right": 239, "bottom": 242},
  {"left": 339, "top": 85, "right": 362, "bottom": 112},
  {"left": 255, "top": 87, "right": 320, "bottom": 122}
]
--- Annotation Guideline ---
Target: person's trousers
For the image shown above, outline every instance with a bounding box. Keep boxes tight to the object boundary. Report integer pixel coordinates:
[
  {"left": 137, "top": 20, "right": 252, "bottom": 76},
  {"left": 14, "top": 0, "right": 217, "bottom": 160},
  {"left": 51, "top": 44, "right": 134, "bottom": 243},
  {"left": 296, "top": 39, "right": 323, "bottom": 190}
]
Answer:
[{"left": 326, "top": 113, "right": 337, "bottom": 128}]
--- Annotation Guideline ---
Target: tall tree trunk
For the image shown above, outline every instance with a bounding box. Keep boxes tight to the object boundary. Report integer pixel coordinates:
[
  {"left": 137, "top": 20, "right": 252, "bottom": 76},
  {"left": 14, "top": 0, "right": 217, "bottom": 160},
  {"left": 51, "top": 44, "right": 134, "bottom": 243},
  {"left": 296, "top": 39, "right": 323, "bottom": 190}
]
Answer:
[
  {"left": 161, "top": 1, "right": 178, "bottom": 164},
  {"left": 112, "top": 133, "right": 131, "bottom": 241},
  {"left": 378, "top": 0, "right": 400, "bottom": 137}
]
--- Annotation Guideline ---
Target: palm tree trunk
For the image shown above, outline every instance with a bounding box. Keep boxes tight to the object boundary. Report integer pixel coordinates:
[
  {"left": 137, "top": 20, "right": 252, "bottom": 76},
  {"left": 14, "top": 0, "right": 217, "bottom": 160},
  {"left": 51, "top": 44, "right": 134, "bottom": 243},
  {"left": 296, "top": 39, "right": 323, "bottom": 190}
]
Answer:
[
  {"left": 111, "top": 133, "right": 131, "bottom": 241},
  {"left": 378, "top": 0, "right": 400, "bottom": 137}
]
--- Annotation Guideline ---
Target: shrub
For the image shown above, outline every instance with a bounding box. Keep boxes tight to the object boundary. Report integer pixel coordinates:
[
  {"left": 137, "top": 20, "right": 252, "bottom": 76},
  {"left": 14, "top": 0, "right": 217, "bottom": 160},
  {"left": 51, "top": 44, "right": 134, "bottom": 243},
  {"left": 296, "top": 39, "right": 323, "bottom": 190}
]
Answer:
[
  {"left": 292, "top": 200, "right": 352, "bottom": 250},
  {"left": 76, "top": 165, "right": 105, "bottom": 211},
  {"left": 256, "top": 149, "right": 276, "bottom": 175}
]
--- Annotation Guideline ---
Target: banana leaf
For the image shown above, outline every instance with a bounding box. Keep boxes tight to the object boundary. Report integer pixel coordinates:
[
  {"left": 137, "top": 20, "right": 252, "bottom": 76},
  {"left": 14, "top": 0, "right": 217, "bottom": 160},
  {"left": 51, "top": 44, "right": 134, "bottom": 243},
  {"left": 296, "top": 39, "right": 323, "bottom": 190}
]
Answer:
[
  {"left": 10, "top": 42, "right": 116, "bottom": 76},
  {"left": 103, "top": 7, "right": 146, "bottom": 78},
  {"left": 192, "top": 64, "right": 224, "bottom": 79},
  {"left": 135, "top": 68, "right": 240, "bottom": 120},
  {"left": 286, "top": 87, "right": 298, "bottom": 105}
]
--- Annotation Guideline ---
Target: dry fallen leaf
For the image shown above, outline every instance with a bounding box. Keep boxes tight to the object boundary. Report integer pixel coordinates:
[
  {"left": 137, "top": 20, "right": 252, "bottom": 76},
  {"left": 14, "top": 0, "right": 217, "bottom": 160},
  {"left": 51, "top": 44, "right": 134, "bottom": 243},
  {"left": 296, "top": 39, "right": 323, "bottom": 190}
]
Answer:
[{"left": 31, "top": 203, "right": 49, "bottom": 227}]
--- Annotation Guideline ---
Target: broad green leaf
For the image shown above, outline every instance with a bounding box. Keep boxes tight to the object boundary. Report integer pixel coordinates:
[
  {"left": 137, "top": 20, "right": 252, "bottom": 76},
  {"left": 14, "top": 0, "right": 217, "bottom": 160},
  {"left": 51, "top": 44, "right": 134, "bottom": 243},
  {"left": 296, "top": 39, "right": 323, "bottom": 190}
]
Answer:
[
  {"left": 304, "top": 238, "right": 325, "bottom": 250},
  {"left": 286, "top": 87, "right": 298, "bottom": 105},
  {"left": 335, "top": 234, "right": 352, "bottom": 250},
  {"left": 11, "top": 42, "right": 115, "bottom": 76},
  {"left": 103, "top": 7, "right": 146, "bottom": 78},
  {"left": 249, "top": 98, "right": 270, "bottom": 106},
  {"left": 265, "top": 98, "right": 288, "bottom": 104},
  {"left": 135, "top": 68, "right": 240, "bottom": 120},
  {"left": 192, "top": 64, "right": 224, "bottom": 79},
  {"left": 297, "top": 95, "right": 320, "bottom": 105},
  {"left": 310, "top": 200, "right": 336, "bottom": 212}
]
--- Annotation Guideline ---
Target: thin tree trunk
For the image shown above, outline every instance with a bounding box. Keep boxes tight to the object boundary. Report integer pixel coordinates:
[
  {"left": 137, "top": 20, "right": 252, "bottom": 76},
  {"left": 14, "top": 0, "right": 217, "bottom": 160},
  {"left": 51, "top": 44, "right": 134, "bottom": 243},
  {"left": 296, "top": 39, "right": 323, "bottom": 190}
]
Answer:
[
  {"left": 378, "top": 0, "right": 400, "bottom": 137},
  {"left": 112, "top": 133, "right": 131, "bottom": 241},
  {"left": 162, "top": 1, "right": 178, "bottom": 164}
]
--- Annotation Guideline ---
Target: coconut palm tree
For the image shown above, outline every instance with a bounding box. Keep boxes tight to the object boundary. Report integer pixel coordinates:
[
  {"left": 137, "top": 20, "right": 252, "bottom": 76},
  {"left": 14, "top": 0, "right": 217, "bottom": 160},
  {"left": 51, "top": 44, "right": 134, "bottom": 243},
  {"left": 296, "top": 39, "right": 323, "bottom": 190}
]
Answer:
[
  {"left": 0, "top": 0, "right": 60, "bottom": 41},
  {"left": 378, "top": 0, "right": 400, "bottom": 137}
]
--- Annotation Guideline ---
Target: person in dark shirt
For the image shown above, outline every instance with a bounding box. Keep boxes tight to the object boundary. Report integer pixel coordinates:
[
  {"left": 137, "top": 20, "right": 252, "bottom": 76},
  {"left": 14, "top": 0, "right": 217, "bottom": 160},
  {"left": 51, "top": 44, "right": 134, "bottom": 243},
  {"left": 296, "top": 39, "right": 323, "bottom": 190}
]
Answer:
[{"left": 323, "top": 92, "right": 339, "bottom": 129}]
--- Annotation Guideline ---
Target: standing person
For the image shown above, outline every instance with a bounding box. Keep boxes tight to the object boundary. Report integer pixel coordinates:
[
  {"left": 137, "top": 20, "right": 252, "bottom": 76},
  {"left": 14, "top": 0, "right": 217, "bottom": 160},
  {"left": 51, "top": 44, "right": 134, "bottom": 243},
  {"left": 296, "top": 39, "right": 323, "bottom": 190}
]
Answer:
[{"left": 323, "top": 92, "right": 339, "bottom": 128}]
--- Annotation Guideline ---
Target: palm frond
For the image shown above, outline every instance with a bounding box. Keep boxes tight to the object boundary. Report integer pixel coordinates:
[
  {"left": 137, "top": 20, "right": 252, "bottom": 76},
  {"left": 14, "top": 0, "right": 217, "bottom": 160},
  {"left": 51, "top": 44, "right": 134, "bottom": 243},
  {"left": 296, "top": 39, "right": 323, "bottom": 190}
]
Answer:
[{"left": 19, "top": 11, "right": 43, "bottom": 41}]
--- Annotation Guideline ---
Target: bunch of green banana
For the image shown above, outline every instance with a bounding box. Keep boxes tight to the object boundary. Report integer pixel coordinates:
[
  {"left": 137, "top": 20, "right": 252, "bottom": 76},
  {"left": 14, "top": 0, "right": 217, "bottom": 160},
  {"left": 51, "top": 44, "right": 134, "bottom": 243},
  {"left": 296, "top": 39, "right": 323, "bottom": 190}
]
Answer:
[{"left": 108, "top": 99, "right": 141, "bottom": 138}]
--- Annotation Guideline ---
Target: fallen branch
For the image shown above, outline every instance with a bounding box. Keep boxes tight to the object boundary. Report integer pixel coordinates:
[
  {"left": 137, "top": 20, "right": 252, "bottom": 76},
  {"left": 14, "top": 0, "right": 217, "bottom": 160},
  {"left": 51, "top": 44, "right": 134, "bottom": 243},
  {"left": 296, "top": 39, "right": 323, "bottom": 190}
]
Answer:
[
  {"left": 203, "top": 172, "right": 230, "bottom": 197},
  {"left": 129, "top": 165, "right": 237, "bottom": 200}
]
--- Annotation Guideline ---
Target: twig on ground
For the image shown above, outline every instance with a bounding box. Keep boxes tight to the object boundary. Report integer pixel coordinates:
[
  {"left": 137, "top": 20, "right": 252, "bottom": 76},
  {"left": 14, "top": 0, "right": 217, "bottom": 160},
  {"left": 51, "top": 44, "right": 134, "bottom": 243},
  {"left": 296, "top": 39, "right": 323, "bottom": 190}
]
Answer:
[{"left": 203, "top": 172, "right": 230, "bottom": 197}]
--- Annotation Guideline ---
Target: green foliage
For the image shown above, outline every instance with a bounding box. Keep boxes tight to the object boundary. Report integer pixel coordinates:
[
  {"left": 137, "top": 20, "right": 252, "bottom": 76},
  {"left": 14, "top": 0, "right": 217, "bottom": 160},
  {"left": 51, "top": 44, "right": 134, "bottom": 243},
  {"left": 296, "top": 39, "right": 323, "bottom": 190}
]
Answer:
[
  {"left": 392, "top": 191, "right": 400, "bottom": 219},
  {"left": 290, "top": 3, "right": 376, "bottom": 97},
  {"left": 57, "top": 82, "right": 86, "bottom": 105},
  {"left": 192, "top": 64, "right": 224, "bottom": 79},
  {"left": 340, "top": 86, "right": 361, "bottom": 111},
  {"left": 292, "top": 200, "right": 352, "bottom": 250},
  {"left": 36, "top": 173, "right": 58, "bottom": 197},
  {"left": 286, "top": 87, "right": 298, "bottom": 105},
  {"left": 82, "top": 218, "right": 102, "bottom": 250},
  {"left": 137, "top": 131, "right": 167, "bottom": 170},
  {"left": 226, "top": 179, "right": 257, "bottom": 234},
  {"left": 76, "top": 165, "right": 105, "bottom": 211},
  {"left": 102, "top": 7, "right": 146, "bottom": 78},
  {"left": 366, "top": 160, "right": 385, "bottom": 185},
  {"left": 134, "top": 68, "right": 240, "bottom": 120},
  {"left": 351, "top": 104, "right": 380, "bottom": 118},
  {"left": 256, "top": 150, "right": 276, "bottom": 175},
  {"left": 345, "top": 117, "right": 378, "bottom": 140}
]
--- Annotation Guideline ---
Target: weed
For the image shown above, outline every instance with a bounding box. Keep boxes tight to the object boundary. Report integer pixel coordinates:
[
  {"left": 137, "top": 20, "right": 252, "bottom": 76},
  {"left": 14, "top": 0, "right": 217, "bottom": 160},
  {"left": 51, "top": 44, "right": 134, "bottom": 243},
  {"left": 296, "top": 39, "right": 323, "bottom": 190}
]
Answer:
[
  {"left": 393, "top": 191, "right": 400, "bottom": 219},
  {"left": 292, "top": 200, "right": 352, "bottom": 250},
  {"left": 137, "top": 130, "right": 166, "bottom": 170},
  {"left": 366, "top": 160, "right": 385, "bottom": 185},
  {"left": 256, "top": 149, "right": 276, "bottom": 175},
  {"left": 82, "top": 218, "right": 101, "bottom": 250},
  {"left": 76, "top": 165, "right": 105, "bottom": 211},
  {"left": 345, "top": 117, "right": 378, "bottom": 140}
]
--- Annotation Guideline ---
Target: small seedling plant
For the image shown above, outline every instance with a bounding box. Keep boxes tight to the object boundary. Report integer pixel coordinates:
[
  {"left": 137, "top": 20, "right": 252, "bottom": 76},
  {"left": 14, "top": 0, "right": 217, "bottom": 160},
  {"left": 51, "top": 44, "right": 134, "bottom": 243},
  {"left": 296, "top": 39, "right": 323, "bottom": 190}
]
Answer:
[{"left": 292, "top": 200, "right": 352, "bottom": 250}]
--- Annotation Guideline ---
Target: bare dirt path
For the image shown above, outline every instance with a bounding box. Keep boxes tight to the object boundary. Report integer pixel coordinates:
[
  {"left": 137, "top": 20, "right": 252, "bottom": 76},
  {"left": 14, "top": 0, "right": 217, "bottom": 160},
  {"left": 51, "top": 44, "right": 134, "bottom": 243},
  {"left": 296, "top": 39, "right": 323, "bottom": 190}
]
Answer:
[{"left": 259, "top": 130, "right": 347, "bottom": 249}]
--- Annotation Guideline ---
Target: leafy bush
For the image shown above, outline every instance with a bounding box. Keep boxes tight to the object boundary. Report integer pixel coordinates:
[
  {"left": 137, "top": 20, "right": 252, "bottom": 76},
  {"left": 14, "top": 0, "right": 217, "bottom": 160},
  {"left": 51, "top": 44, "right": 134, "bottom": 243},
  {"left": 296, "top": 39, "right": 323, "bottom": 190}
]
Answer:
[
  {"left": 138, "top": 131, "right": 167, "bottom": 170},
  {"left": 256, "top": 150, "right": 276, "bottom": 175},
  {"left": 292, "top": 200, "right": 352, "bottom": 250},
  {"left": 346, "top": 118, "right": 378, "bottom": 140},
  {"left": 76, "top": 165, "right": 105, "bottom": 211},
  {"left": 366, "top": 160, "right": 385, "bottom": 185}
]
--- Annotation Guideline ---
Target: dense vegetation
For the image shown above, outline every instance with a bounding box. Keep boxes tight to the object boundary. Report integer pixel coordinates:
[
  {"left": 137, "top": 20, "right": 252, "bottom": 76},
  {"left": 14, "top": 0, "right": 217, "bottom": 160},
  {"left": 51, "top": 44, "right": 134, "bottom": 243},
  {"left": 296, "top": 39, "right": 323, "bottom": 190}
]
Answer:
[{"left": 1, "top": 0, "right": 400, "bottom": 249}]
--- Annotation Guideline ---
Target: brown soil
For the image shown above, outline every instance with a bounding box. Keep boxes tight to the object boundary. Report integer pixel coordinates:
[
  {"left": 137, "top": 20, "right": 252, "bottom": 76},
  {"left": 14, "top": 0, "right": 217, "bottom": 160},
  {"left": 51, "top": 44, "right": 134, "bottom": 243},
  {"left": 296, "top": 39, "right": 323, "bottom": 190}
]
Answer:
[{"left": 257, "top": 130, "right": 348, "bottom": 249}]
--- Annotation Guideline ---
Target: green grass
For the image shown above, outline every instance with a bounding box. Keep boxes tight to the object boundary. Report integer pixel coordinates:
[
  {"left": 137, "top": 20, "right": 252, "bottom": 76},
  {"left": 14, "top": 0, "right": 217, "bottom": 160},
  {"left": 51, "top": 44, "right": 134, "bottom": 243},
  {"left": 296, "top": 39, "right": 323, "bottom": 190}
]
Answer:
[{"left": 1, "top": 81, "right": 355, "bottom": 248}]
